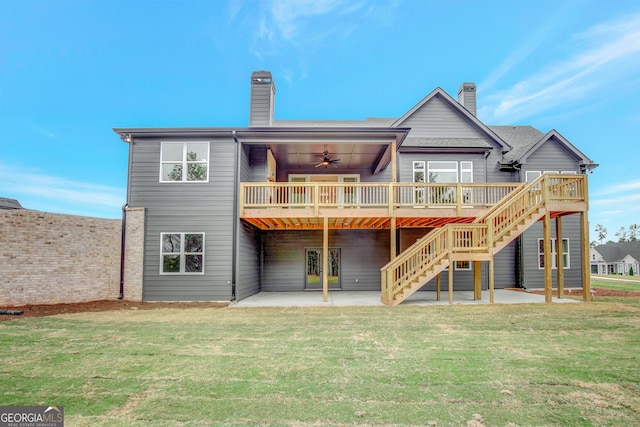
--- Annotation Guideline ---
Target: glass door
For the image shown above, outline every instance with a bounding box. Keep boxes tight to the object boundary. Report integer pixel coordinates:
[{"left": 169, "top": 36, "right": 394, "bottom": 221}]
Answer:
[{"left": 305, "top": 248, "right": 341, "bottom": 290}]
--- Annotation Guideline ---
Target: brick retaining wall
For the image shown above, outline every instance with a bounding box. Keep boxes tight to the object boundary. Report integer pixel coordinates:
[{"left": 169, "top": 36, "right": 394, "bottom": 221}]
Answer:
[{"left": 0, "top": 208, "right": 144, "bottom": 306}]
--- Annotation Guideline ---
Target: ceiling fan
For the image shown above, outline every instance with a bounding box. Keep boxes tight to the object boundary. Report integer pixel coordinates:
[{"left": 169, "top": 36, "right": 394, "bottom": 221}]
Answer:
[{"left": 314, "top": 151, "right": 341, "bottom": 168}]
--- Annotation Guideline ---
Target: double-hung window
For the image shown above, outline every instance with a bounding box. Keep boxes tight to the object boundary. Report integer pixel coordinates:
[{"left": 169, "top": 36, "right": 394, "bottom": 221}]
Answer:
[
  {"left": 160, "top": 142, "right": 209, "bottom": 182},
  {"left": 538, "top": 238, "right": 569, "bottom": 269},
  {"left": 161, "top": 233, "right": 205, "bottom": 274}
]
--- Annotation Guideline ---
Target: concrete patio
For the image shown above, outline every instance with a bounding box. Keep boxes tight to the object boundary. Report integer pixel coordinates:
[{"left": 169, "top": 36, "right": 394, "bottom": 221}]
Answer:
[{"left": 231, "top": 289, "right": 581, "bottom": 307}]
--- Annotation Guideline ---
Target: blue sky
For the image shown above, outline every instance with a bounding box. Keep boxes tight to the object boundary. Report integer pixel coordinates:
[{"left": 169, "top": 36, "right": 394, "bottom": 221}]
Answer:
[{"left": 1, "top": 0, "right": 639, "bottom": 242}]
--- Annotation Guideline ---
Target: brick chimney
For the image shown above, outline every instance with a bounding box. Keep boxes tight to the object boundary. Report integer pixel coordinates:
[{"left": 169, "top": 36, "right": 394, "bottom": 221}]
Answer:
[
  {"left": 458, "top": 82, "right": 476, "bottom": 116},
  {"left": 249, "top": 70, "right": 276, "bottom": 127}
]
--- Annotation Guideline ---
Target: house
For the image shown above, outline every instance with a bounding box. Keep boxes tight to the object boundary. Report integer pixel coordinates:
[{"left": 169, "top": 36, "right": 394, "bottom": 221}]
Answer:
[
  {"left": 590, "top": 242, "right": 640, "bottom": 276},
  {"left": 114, "top": 70, "right": 597, "bottom": 305},
  {"left": 0, "top": 197, "right": 23, "bottom": 210}
]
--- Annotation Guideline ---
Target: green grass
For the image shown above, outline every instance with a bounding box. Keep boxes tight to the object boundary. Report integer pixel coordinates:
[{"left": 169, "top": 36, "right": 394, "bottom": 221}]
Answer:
[
  {"left": 592, "top": 274, "right": 640, "bottom": 291},
  {"left": 2, "top": 300, "right": 640, "bottom": 426}
]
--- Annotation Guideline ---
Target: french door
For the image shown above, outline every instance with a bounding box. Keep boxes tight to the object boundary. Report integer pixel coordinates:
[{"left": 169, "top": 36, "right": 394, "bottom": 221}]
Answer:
[{"left": 305, "top": 248, "right": 341, "bottom": 290}]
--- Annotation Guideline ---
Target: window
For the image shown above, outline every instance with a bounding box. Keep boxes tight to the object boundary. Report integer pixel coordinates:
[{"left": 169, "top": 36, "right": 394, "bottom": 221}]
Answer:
[
  {"left": 161, "top": 233, "right": 205, "bottom": 274},
  {"left": 538, "top": 238, "right": 569, "bottom": 269},
  {"left": 525, "top": 171, "right": 541, "bottom": 183},
  {"left": 526, "top": 170, "right": 576, "bottom": 183},
  {"left": 454, "top": 261, "right": 471, "bottom": 271},
  {"left": 413, "top": 161, "right": 426, "bottom": 204},
  {"left": 161, "top": 142, "right": 209, "bottom": 182},
  {"left": 428, "top": 161, "right": 458, "bottom": 183}
]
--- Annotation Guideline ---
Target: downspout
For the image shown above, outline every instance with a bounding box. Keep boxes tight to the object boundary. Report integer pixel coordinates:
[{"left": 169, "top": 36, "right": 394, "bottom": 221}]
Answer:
[
  {"left": 231, "top": 131, "right": 241, "bottom": 300},
  {"left": 119, "top": 135, "right": 134, "bottom": 300},
  {"left": 118, "top": 203, "right": 128, "bottom": 299}
]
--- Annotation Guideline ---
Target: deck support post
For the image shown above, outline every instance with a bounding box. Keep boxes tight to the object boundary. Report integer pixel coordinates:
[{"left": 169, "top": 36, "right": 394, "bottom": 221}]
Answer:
[
  {"left": 390, "top": 217, "right": 396, "bottom": 260},
  {"left": 474, "top": 261, "right": 482, "bottom": 300},
  {"left": 489, "top": 258, "right": 495, "bottom": 304},
  {"left": 555, "top": 216, "right": 564, "bottom": 298},
  {"left": 436, "top": 273, "right": 441, "bottom": 301},
  {"left": 448, "top": 266, "right": 454, "bottom": 305},
  {"left": 323, "top": 216, "right": 329, "bottom": 302},
  {"left": 543, "top": 211, "right": 553, "bottom": 303}
]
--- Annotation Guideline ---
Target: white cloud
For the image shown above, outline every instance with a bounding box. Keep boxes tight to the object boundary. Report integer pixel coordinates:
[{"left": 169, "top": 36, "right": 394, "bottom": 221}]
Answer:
[
  {"left": 480, "top": 13, "right": 640, "bottom": 123},
  {"left": 0, "top": 163, "right": 125, "bottom": 218},
  {"left": 270, "top": 0, "right": 356, "bottom": 40},
  {"left": 594, "top": 179, "right": 640, "bottom": 196}
]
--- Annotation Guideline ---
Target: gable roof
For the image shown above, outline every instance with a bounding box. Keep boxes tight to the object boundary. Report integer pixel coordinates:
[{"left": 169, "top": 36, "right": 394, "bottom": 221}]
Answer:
[
  {"left": 391, "top": 88, "right": 512, "bottom": 153},
  {"left": 494, "top": 126, "right": 598, "bottom": 171},
  {"left": 594, "top": 242, "right": 640, "bottom": 263}
]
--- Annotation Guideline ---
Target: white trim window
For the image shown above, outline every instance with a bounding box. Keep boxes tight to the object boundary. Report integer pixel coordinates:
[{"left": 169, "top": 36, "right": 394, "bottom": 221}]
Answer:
[
  {"left": 413, "top": 161, "right": 426, "bottom": 204},
  {"left": 160, "top": 142, "right": 210, "bottom": 182},
  {"left": 161, "top": 233, "right": 205, "bottom": 274},
  {"left": 427, "top": 161, "right": 458, "bottom": 183},
  {"left": 454, "top": 261, "right": 472, "bottom": 271},
  {"left": 538, "top": 238, "right": 570, "bottom": 269},
  {"left": 525, "top": 171, "right": 541, "bottom": 183}
]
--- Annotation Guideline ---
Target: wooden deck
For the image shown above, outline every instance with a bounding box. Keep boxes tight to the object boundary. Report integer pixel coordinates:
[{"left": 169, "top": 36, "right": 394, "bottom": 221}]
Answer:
[{"left": 240, "top": 182, "right": 521, "bottom": 229}]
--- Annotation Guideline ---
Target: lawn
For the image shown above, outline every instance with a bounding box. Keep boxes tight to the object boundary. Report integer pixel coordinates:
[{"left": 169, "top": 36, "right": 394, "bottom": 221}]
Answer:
[
  {"left": 2, "top": 299, "right": 639, "bottom": 426},
  {"left": 592, "top": 274, "right": 640, "bottom": 292}
]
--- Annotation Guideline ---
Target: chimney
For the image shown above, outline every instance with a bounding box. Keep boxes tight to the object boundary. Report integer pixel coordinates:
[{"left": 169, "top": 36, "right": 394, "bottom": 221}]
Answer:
[
  {"left": 249, "top": 70, "right": 276, "bottom": 127},
  {"left": 458, "top": 82, "right": 476, "bottom": 116}
]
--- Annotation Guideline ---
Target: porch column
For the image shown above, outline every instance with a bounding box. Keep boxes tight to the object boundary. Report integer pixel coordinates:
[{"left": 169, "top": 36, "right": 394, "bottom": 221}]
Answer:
[
  {"left": 543, "top": 211, "right": 553, "bottom": 303},
  {"left": 555, "top": 216, "right": 564, "bottom": 298},
  {"left": 436, "top": 273, "right": 441, "bottom": 301},
  {"left": 391, "top": 141, "right": 397, "bottom": 183},
  {"left": 323, "top": 217, "right": 329, "bottom": 302},
  {"left": 473, "top": 261, "right": 482, "bottom": 300},
  {"left": 581, "top": 211, "right": 592, "bottom": 301},
  {"left": 390, "top": 140, "right": 397, "bottom": 261}
]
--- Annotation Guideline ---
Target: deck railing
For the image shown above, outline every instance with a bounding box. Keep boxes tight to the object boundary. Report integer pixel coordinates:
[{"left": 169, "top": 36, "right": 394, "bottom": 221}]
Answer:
[{"left": 240, "top": 182, "right": 522, "bottom": 213}]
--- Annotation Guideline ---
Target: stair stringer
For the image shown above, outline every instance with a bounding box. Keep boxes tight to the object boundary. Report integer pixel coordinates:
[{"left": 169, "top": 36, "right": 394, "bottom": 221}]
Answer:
[{"left": 387, "top": 257, "right": 450, "bottom": 306}]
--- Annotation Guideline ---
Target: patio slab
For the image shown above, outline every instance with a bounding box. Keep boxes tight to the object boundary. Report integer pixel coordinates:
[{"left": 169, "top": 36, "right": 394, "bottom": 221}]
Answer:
[{"left": 231, "top": 289, "right": 581, "bottom": 307}]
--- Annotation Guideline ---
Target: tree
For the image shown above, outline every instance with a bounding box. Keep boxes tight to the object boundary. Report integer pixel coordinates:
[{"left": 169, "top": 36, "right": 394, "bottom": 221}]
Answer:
[
  {"left": 629, "top": 224, "right": 639, "bottom": 241},
  {"left": 615, "top": 226, "right": 629, "bottom": 242},
  {"left": 595, "top": 224, "right": 607, "bottom": 245}
]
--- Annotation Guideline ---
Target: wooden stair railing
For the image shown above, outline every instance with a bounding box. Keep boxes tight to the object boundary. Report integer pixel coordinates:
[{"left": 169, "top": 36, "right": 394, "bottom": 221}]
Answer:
[{"left": 380, "top": 175, "right": 586, "bottom": 306}]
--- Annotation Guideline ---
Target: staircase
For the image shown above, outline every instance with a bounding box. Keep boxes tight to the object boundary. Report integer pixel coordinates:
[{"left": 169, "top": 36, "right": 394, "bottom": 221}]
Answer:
[{"left": 380, "top": 174, "right": 586, "bottom": 306}]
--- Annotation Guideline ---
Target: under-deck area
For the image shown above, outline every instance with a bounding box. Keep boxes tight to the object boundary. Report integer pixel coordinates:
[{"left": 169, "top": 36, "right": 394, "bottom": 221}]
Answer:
[{"left": 239, "top": 175, "right": 590, "bottom": 306}]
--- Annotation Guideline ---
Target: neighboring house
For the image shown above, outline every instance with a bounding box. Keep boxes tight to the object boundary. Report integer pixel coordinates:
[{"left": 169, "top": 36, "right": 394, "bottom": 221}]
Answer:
[
  {"left": 0, "top": 197, "right": 23, "bottom": 210},
  {"left": 114, "top": 70, "right": 597, "bottom": 305},
  {"left": 590, "top": 242, "right": 640, "bottom": 276}
]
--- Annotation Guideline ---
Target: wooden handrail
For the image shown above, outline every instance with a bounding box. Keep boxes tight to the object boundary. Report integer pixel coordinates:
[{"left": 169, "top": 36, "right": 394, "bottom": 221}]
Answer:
[
  {"left": 380, "top": 174, "right": 587, "bottom": 305},
  {"left": 240, "top": 182, "right": 521, "bottom": 211}
]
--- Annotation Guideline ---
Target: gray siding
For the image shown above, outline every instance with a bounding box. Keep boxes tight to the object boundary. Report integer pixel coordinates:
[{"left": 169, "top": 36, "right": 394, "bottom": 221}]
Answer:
[
  {"left": 521, "top": 138, "right": 582, "bottom": 173},
  {"left": 398, "top": 96, "right": 485, "bottom": 138},
  {"left": 519, "top": 138, "right": 584, "bottom": 288},
  {"left": 129, "top": 137, "right": 236, "bottom": 301},
  {"left": 521, "top": 215, "right": 583, "bottom": 288},
  {"left": 235, "top": 143, "right": 261, "bottom": 300},
  {"left": 262, "top": 230, "right": 389, "bottom": 291},
  {"left": 237, "top": 220, "right": 261, "bottom": 299}
]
